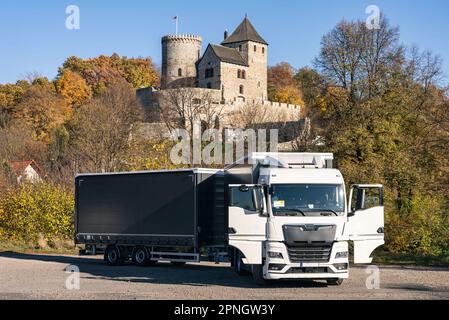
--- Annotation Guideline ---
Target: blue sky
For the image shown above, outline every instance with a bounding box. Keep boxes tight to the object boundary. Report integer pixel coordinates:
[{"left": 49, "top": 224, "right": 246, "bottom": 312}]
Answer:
[{"left": 1, "top": 0, "right": 448, "bottom": 84}]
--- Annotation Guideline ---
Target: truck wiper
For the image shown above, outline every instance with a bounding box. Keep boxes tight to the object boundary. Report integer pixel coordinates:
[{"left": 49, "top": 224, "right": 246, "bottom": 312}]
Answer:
[
  {"left": 316, "top": 209, "right": 339, "bottom": 216},
  {"left": 274, "top": 208, "right": 306, "bottom": 216}
]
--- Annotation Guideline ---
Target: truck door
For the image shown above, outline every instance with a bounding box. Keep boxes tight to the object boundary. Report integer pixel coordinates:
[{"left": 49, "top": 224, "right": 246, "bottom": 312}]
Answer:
[
  {"left": 348, "top": 185, "right": 385, "bottom": 264},
  {"left": 228, "top": 185, "right": 267, "bottom": 240}
]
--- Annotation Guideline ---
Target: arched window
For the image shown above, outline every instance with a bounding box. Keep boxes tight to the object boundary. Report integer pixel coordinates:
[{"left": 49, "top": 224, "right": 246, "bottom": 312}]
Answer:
[
  {"left": 254, "top": 45, "right": 257, "bottom": 52},
  {"left": 239, "top": 85, "right": 244, "bottom": 95},
  {"left": 237, "top": 70, "right": 241, "bottom": 78},
  {"left": 178, "top": 68, "right": 182, "bottom": 77},
  {"left": 262, "top": 47, "right": 265, "bottom": 54},
  {"left": 242, "top": 70, "right": 246, "bottom": 79}
]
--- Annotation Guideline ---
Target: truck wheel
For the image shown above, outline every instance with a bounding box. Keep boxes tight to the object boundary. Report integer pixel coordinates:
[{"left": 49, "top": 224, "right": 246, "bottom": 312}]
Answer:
[
  {"left": 104, "top": 245, "right": 123, "bottom": 266},
  {"left": 234, "top": 251, "right": 248, "bottom": 276},
  {"left": 132, "top": 247, "right": 148, "bottom": 266},
  {"left": 327, "top": 278, "right": 344, "bottom": 286},
  {"left": 251, "top": 264, "right": 267, "bottom": 286}
]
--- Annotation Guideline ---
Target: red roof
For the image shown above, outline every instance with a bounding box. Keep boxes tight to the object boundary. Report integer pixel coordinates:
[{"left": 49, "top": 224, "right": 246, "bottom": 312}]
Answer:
[{"left": 9, "top": 160, "right": 42, "bottom": 176}]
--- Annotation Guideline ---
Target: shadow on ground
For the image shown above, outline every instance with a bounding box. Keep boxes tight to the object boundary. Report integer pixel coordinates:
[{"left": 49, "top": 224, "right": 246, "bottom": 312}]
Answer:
[{"left": 0, "top": 251, "right": 331, "bottom": 289}]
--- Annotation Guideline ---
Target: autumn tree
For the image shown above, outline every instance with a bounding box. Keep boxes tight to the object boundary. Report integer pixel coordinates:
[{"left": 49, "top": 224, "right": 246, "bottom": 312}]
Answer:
[
  {"left": 55, "top": 70, "right": 91, "bottom": 106},
  {"left": 314, "top": 15, "right": 449, "bottom": 255},
  {"left": 15, "top": 82, "right": 72, "bottom": 141},
  {"left": 268, "top": 62, "right": 304, "bottom": 106},
  {"left": 60, "top": 54, "right": 160, "bottom": 95}
]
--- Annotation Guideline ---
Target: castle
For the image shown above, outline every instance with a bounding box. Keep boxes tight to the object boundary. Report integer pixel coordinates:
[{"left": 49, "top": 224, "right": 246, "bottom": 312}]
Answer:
[{"left": 138, "top": 17, "right": 301, "bottom": 130}]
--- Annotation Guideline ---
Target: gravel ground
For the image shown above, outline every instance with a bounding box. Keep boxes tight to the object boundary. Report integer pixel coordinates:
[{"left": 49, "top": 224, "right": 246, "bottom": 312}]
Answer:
[{"left": 0, "top": 252, "right": 448, "bottom": 300}]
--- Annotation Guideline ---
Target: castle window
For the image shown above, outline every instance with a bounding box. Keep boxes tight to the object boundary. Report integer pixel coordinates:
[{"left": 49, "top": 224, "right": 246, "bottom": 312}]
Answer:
[
  {"left": 237, "top": 70, "right": 241, "bottom": 78},
  {"left": 242, "top": 70, "right": 246, "bottom": 79},
  {"left": 207, "top": 82, "right": 212, "bottom": 89},
  {"left": 239, "top": 45, "right": 242, "bottom": 52},
  {"left": 178, "top": 68, "right": 182, "bottom": 77},
  {"left": 254, "top": 45, "right": 257, "bottom": 52},
  {"left": 205, "top": 68, "right": 214, "bottom": 78},
  {"left": 262, "top": 47, "right": 265, "bottom": 54},
  {"left": 239, "top": 85, "right": 244, "bottom": 95}
]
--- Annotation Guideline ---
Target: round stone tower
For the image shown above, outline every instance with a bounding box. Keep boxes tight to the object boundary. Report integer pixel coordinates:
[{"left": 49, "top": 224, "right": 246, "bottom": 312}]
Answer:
[{"left": 161, "top": 34, "right": 202, "bottom": 88}]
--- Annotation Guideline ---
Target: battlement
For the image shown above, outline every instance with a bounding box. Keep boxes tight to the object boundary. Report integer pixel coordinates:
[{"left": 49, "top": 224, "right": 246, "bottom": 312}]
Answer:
[{"left": 162, "top": 34, "right": 203, "bottom": 43}]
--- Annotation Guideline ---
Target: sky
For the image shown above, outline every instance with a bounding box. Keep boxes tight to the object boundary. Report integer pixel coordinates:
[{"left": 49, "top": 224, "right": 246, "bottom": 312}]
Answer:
[{"left": 1, "top": 0, "right": 448, "bottom": 84}]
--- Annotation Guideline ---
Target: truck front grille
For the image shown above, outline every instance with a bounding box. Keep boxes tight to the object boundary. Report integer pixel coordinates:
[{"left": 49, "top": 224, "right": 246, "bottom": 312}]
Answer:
[{"left": 287, "top": 245, "right": 332, "bottom": 263}]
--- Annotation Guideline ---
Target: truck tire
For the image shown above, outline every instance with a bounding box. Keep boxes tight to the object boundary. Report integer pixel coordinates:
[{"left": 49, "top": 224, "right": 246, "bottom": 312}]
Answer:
[
  {"left": 104, "top": 245, "right": 123, "bottom": 266},
  {"left": 327, "top": 278, "right": 344, "bottom": 286},
  {"left": 132, "top": 247, "right": 148, "bottom": 266},
  {"left": 251, "top": 264, "right": 267, "bottom": 286},
  {"left": 233, "top": 251, "right": 249, "bottom": 276}
]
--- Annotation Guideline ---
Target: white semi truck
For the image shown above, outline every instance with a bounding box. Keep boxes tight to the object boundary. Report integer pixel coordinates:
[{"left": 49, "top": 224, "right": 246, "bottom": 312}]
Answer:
[
  {"left": 226, "top": 153, "right": 384, "bottom": 285},
  {"left": 75, "top": 153, "right": 384, "bottom": 286}
]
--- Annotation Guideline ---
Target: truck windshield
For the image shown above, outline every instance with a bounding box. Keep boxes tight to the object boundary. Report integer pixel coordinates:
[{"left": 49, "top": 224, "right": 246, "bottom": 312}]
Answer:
[{"left": 270, "top": 184, "right": 345, "bottom": 216}]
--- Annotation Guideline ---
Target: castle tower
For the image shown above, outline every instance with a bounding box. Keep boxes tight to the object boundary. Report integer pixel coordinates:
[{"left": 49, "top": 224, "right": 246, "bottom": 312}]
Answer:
[
  {"left": 161, "top": 34, "right": 202, "bottom": 88},
  {"left": 222, "top": 18, "right": 268, "bottom": 102}
]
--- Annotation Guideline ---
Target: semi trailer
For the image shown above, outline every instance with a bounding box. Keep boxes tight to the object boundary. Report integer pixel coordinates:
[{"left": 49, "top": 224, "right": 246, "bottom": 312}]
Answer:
[{"left": 75, "top": 153, "right": 385, "bottom": 285}]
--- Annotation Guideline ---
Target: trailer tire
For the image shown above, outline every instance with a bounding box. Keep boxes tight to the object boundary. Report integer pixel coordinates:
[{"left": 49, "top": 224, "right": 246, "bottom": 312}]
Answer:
[
  {"left": 132, "top": 247, "right": 148, "bottom": 266},
  {"left": 233, "top": 250, "right": 249, "bottom": 276},
  {"left": 251, "top": 264, "right": 267, "bottom": 286},
  {"left": 327, "top": 278, "right": 344, "bottom": 286},
  {"left": 104, "top": 245, "right": 123, "bottom": 266}
]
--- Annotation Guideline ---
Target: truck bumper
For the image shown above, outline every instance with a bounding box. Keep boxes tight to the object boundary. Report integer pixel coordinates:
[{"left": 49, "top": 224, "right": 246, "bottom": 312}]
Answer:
[{"left": 264, "top": 241, "right": 349, "bottom": 280}]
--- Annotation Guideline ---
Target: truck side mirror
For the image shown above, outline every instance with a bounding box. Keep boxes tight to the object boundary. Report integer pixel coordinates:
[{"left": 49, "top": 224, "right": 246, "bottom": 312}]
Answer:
[{"left": 252, "top": 187, "right": 264, "bottom": 215}]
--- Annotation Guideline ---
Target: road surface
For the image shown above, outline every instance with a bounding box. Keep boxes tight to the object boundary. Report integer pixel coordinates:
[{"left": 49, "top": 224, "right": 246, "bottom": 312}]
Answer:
[{"left": 0, "top": 252, "right": 448, "bottom": 300}]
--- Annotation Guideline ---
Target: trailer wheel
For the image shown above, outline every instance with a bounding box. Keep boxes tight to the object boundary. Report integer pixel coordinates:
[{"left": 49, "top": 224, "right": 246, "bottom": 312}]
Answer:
[
  {"left": 233, "top": 250, "right": 249, "bottom": 276},
  {"left": 104, "top": 245, "right": 123, "bottom": 266},
  {"left": 132, "top": 247, "right": 148, "bottom": 266},
  {"left": 327, "top": 278, "right": 344, "bottom": 286},
  {"left": 251, "top": 264, "right": 267, "bottom": 286}
]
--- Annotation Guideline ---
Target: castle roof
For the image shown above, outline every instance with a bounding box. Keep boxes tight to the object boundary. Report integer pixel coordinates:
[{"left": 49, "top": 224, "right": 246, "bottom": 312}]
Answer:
[
  {"left": 209, "top": 44, "right": 248, "bottom": 66},
  {"left": 222, "top": 17, "right": 268, "bottom": 45}
]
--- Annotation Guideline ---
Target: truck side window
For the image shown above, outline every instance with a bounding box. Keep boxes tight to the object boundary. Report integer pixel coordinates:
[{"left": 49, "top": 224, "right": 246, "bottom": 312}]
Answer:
[
  {"left": 352, "top": 187, "right": 383, "bottom": 211},
  {"left": 230, "top": 187, "right": 256, "bottom": 211}
]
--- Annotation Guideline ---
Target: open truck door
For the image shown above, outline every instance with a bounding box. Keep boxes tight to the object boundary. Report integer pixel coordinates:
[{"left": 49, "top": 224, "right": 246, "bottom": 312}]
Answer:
[
  {"left": 228, "top": 185, "right": 267, "bottom": 265},
  {"left": 348, "top": 184, "right": 385, "bottom": 264}
]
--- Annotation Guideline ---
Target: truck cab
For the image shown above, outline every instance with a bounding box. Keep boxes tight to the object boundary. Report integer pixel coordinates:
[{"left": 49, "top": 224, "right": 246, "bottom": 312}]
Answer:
[{"left": 227, "top": 153, "right": 385, "bottom": 285}]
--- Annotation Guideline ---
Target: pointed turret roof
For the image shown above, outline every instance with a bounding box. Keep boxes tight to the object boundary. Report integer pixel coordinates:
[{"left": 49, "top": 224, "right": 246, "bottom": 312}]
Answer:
[{"left": 222, "top": 17, "right": 268, "bottom": 45}]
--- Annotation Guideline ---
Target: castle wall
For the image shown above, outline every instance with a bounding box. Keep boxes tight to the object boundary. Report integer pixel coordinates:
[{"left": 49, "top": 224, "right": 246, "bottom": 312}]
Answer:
[{"left": 161, "top": 34, "right": 202, "bottom": 88}]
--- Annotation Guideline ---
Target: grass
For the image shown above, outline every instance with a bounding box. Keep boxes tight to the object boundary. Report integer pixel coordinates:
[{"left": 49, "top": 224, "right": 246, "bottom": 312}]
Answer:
[
  {"left": 0, "top": 241, "right": 80, "bottom": 255},
  {"left": 372, "top": 249, "right": 449, "bottom": 267}
]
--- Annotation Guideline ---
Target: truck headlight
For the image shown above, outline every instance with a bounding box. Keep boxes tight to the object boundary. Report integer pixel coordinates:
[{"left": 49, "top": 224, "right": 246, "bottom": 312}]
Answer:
[
  {"left": 268, "top": 251, "right": 283, "bottom": 259},
  {"left": 335, "top": 251, "right": 348, "bottom": 259}
]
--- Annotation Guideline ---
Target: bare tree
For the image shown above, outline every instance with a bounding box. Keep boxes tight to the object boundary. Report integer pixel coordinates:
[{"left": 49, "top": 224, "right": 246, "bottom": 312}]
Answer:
[
  {"left": 69, "top": 82, "right": 143, "bottom": 173},
  {"left": 158, "top": 87, "right": 225, "bottom": 137}
]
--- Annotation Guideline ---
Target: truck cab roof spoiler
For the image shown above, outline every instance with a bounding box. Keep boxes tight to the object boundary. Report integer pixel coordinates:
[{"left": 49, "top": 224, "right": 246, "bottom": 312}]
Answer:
[{"left": 224, "top": 153, "right": 334, "bottom": 170}]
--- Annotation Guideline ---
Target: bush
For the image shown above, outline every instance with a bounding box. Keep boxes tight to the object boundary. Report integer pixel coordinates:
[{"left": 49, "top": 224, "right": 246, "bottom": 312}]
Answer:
[
  {"left": 385, "top": 194, "right": 449, "bottom": 256},
  {"left": 0, "top": 183, "right": 74, "bottom": 245}
]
